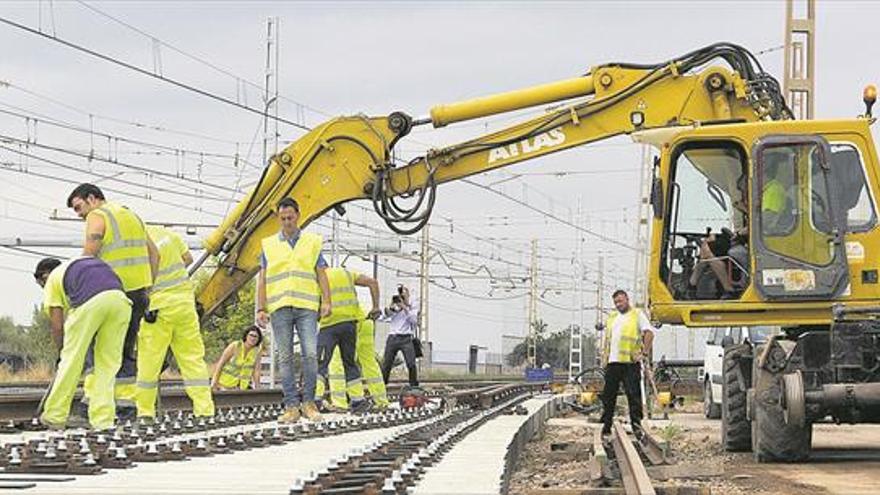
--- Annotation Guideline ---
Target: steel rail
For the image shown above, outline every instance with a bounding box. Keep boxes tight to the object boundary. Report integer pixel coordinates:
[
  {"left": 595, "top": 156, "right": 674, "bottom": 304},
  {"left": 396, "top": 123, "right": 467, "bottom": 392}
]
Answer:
[{"left": 610, "top": 421, "right": 656, "bottom": 495}]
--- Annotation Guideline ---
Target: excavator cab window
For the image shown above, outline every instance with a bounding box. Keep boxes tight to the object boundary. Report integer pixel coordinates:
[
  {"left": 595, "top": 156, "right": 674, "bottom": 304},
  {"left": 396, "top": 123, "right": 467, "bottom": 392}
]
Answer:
[
  {"left": 752, "top": 135, "right": 850, "bottom": 300},
  {"left": 662, "top": 141, "right": 749, "bottom": 301}
]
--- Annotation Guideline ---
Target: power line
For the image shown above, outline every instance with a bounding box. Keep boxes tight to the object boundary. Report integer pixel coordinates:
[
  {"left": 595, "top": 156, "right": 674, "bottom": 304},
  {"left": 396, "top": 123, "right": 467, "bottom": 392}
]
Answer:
[
  {"left": 462, "top": 179, "right": 637, "bottom": 252},
  {"left": 0, "top": 145, "right": 233, "bottom": 202},
  {"left": 0, "top": 15, "right": 310, "bottom": 132},
  {"left": 0, "top": 133, "right": 245, "bottom": 196}
]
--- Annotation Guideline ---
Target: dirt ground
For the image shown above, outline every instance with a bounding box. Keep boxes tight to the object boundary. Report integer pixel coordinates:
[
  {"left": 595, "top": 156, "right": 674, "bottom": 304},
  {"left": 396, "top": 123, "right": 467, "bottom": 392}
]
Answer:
[{"left": 509, "top": 408, "right": 880, "bottom": 495}]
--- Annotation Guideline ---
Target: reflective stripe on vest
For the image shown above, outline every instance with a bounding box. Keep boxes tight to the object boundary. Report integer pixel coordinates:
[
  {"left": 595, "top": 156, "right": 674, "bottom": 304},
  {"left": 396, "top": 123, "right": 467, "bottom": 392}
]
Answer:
[
  {"left": 94, "top": 203, "right": 151, "bottom": 291},
  {"left": 320, "top": 268, "right": 363, "bottom": 328},
  {"left": 219, "top": 342, "right": 258, "bottom": 389},
  {"left": 146, "top": 225, "right": 193, "bottom": 308},
  {"left": 262, "top": 232, "right": 322, "bottom": 313},
  {"left": 604, "top": 309, "right": 643, "bottom": 364}
]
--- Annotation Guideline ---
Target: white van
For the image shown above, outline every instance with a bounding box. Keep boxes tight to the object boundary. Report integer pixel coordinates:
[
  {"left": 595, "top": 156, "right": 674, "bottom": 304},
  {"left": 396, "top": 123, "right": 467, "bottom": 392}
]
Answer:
[{"left": 703, "top": 326, "right": 778, "bottom": 418}]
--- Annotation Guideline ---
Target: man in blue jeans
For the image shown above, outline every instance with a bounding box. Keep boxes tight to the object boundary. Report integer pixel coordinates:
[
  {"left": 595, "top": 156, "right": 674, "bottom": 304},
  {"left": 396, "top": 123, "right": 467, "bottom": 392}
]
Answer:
[{"left": 257, "top": 197, "right": 331, "bottom": 423}]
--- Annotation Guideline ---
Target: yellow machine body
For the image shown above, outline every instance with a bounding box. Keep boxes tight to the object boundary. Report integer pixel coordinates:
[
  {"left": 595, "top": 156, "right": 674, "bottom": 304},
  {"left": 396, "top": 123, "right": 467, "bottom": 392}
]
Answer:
[{"left": 195, "top": 44, "right": 880, "bottom": 332}]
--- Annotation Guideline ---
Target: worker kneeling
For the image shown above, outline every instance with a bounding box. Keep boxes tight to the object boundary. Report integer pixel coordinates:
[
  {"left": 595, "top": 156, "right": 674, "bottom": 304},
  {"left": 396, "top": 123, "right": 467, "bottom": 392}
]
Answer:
[
  {"left": 34, "top": 257, "right": 131, "bottom": 431},
  {"left": 135, "top": 225, "right": 215, "bottom": 420},
  {"left": 317, "top": 317, "right": 390, "bottom": 411},
  {"left": 213, "top": 326, "right": 264, "bottom": 390},
  {"left": 599, "top": 289, "right": 654, "bottom": 438},
  {"left": 316, "top": 267, "right": 382, "bottom": 414}
]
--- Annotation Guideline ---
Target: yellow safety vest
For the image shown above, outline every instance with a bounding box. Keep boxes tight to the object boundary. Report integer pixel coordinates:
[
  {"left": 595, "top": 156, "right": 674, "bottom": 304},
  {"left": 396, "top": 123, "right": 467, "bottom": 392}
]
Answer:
[
  {"left": 91, "top": 202, "right": 152, "bottom": 291},
  {"left": 320, "top": 268, "right": 364, "bottom": 328},
  {"left": 762, "top": 179, "right": 785, "bottom": 214},
  {"left": 604, "top": 309, "right": 643, "bottom": 364},
  {"left": 218, "top": 342, "right": 259, "bottom": 389},
  {"left": 262, "top": 231, "right": 322, "bottom": 313},
  {"left": 146, "top": 225, "right": 193, "bottom": 310}
]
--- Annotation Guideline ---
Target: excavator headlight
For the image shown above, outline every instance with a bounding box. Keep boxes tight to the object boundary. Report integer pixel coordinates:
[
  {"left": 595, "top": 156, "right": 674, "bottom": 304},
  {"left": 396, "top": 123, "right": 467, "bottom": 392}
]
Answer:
[{"left": 630, "top": 111, "right": 645, "bottom": 128}]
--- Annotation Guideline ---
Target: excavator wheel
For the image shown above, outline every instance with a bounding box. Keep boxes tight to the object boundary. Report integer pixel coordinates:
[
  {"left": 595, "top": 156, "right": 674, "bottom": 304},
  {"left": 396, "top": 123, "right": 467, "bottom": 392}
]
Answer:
[
  {"left": 751, "top": 345, "right": 811, "bottom": 462},
  {"left": 721, "top": 343, "right": 751, "bottom": 451}
]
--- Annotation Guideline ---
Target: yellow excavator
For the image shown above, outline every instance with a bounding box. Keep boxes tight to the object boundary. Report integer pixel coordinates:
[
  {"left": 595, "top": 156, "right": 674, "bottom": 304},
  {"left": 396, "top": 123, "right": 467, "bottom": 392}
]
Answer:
[{"left": 193, "top": 43, "right": 880, "bottom": 462}]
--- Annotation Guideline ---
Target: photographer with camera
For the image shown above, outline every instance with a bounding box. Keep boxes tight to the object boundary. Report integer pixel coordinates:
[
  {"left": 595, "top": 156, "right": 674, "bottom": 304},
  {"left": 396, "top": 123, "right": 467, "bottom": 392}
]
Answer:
[{"left": 380, "top": 285, "right": 420, "bottom": 386}]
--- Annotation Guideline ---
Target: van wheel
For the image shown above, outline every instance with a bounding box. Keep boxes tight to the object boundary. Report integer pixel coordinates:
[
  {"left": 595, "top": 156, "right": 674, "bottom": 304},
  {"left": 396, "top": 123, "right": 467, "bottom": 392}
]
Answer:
[
  {"left": 722, "top": 343, "right": 751, "bottom": 451},
  {"left": 704, "top": 380, "right": 721, "bottom": 419}
]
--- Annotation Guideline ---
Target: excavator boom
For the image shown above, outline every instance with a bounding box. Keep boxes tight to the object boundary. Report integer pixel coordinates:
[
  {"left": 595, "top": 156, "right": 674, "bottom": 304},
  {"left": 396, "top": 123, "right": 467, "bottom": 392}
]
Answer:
[{"left": 195, "top": 43, "right": 789, "bottom": 320}]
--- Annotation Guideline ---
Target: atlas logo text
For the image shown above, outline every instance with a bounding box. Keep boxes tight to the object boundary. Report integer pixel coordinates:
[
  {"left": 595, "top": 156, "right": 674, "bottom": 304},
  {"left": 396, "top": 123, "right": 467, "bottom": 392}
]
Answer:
[{"left": 488, "top": 128, "right": 566, "bottom": 164}]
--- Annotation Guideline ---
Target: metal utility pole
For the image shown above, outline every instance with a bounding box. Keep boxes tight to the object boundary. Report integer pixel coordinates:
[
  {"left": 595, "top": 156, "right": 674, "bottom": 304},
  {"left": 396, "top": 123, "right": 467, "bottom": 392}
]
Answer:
[
  {"left": 568, "top": 324, "right": 583, "bottom": 382},
  {"left": 784, "top": 0, "right": 815, "bottom": 120},
  {"left": 527, "top": 239, "right": 538, "bottom": 368},
  {"left": 595, "top": 254, "right": 605, "bottom": 366},
  {"left": 419, "top": 224, "right": 430, "bottom": 370},
  {"left": 633, "top": 144, "right": 652, "bottom": 307},
  {"left": 331, "top": 211, "right": 340, "bottom": 266},
  {"left": 261, "top": 16, "right": 280, "bottom": 388},
  {"left": 262, "top": 17, "right": 280, "bottom": 167}
]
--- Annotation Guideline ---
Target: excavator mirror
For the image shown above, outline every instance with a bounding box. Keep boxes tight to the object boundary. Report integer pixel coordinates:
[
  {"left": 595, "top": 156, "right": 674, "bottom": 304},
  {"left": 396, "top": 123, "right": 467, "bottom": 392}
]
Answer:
[{"left": 651, "top": 177, "right": 664, "bottom": 219}]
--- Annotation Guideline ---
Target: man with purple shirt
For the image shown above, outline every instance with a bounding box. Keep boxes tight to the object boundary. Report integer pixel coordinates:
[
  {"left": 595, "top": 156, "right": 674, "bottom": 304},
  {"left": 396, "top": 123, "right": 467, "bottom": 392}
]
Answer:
[{"left": 34, "top": 257, "right": 131, "bottom": 430}]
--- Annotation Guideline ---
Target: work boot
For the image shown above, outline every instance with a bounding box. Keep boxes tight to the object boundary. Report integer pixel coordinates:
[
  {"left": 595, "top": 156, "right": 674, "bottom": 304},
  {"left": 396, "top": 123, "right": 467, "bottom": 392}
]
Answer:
[
  {"left": 349, "top": 399, "right": 373, "bottom": 415},
  {"left": 278, "top": 406, "right": 301, "bottom": 424},
  {"left": 301, "top": 402, "right": 322, "bottom": 421}
]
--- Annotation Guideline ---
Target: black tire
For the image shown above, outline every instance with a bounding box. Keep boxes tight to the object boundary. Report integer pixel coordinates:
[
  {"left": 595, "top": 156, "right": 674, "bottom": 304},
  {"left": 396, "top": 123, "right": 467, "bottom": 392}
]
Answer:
[
  {"left": 704, "top": 380, "right": 721, "bottom": 419},
  {"left": 722, "top": 343, "right": 751, "bottom": 451},
  {"left": 751, "top": 345, "right": 811, "bottom": 462}
]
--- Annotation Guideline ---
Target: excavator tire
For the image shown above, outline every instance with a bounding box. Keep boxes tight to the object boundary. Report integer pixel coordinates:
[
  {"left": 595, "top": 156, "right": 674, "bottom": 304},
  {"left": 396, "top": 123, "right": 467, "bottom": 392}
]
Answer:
[
  {"left": 751, "top": 345, "right": 811, "bottom": 462},
  {"left": 721, "top": 343, "right": 751, "bottom": 451}
]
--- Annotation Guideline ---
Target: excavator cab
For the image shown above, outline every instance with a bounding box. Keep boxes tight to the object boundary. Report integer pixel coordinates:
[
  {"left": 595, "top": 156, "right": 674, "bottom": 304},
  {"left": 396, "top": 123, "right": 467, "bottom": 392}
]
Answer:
[{"left": 650, "top": 119, "right": 878, "bottom": 327}]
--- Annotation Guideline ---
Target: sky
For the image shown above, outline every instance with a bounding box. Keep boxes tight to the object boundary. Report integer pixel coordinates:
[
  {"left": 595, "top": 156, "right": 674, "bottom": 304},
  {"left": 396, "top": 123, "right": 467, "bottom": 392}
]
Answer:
[{"left": 0, "top": 1, "right": 876, "bottom": 363}]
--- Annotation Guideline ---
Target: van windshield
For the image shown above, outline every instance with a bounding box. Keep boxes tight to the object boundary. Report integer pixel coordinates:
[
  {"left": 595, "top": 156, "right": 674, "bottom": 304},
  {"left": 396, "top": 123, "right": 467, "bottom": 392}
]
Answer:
[{"left": 748, "top": 326, "right": 778, "bottom": 343}]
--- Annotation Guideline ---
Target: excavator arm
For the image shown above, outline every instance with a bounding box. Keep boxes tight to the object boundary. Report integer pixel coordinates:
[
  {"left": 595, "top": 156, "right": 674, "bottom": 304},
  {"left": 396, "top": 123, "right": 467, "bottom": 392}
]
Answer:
[{"left": 195, "top": 43, "right": 789, "bottom": 319}]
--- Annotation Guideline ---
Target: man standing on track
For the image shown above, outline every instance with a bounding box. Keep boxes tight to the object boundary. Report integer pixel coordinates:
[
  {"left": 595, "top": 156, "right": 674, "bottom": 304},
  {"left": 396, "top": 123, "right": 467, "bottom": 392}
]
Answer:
[
  {"left": 67, "top": 183, "right": 159, "bottom": 419},
  {"left": 599, "top": 289, "right": 654, "bottom": 437},
  {"left": 256, "top": 197, "right": 331, "bottom": 423}
]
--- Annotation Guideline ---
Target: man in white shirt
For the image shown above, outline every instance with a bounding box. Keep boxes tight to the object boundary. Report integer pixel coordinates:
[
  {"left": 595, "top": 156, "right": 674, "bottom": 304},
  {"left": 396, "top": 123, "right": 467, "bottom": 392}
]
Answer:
[
  {"left": 600, "top": 289, "right": 654, "bottom": 436},
  {"left": 380, "top": 285, "right": 419, "bottom": 386}
]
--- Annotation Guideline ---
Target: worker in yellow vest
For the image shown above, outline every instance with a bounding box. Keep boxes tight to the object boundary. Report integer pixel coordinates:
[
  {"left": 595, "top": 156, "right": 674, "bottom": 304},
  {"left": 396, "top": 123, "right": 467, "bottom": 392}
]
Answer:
[
  {"left": 315, "top": 269, "right": 381, "bottom": 413},
  {"left": 135, "top": 225, "right": 215, "bottom": 420},
  {"left": 256, "top": 197, "right": 331, "bottom": 423},
  {"left": 317, "top": 317, "right": 390, "bottom": 411},
  {"left": 33, "top": 257, "right": 131, "bottom": 430},
  {"left": 599, "top": 289, "right": 654, "bottom": 437},
  {"left": 212, "top": 326, "right": 264, "bottom": 390},
  {"left": 67, "top": 183, "right": 159, "bottom": 419}
]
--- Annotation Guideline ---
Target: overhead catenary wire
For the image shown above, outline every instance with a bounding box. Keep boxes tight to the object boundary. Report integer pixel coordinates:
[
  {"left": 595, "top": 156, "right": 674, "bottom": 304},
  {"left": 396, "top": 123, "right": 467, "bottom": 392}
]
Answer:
[{"left": 0, "top": 15, "right": 311, "bottom": 132}]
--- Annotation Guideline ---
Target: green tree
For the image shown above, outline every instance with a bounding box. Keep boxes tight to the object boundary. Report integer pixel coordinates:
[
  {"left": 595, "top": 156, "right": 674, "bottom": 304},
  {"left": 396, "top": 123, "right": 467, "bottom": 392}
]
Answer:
[{"left": 506, "top": 322, "right": 596, "bottom": 370}]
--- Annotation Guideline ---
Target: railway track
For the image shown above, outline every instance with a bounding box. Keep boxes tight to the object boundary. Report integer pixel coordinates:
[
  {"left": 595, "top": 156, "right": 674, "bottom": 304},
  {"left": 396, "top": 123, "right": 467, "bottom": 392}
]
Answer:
[
  {"left": 0, "top": 379, "right": 528, "bottom": 425},
  {"left": 0, "top": 381, "right": 549, "bottom": 494}
]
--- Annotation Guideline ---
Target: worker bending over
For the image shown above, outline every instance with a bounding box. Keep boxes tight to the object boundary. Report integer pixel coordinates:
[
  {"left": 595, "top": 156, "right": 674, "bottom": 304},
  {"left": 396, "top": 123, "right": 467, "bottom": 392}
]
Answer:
[
  {"left": 599, "top": 289, "right": 654, "bottom": 437},
  {"left": 315, "top": 267, "right": 381, "bottom": 414},
  {"left": 34, "top": 257, "right": 131, "bottom": 430},
  {"left": 135, "top": 225, "right": 215, "bottom": 421},
  {"left": 67, "top": 183, "right": 159, "bottom": 417},
  {"left": 257, "top": 197, "right": 331, "bottom": 423},
  {"left": 213, "top": 326, "right": 264, "bottom": 390},
  {"left": 381, "top": 285, "right": 420, "bottom": 387},
  {"left": 317, "top": 318, "right": 389, "bottom": 410}
]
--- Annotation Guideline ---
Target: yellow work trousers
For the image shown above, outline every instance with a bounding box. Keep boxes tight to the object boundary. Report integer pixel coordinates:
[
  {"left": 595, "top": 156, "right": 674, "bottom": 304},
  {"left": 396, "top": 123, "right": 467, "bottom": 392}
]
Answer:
[
  {"left": 135, "top": 299, "right": 215, "bottom": 418},
  {"left": 316, "top": 320, "right": 389, "bottom": 409},
  {"left": 357, "top": 320, "right": 389, "bottom": 407},
  {"left": 42, "top": 291, "right": 131, "bottom": 431}
]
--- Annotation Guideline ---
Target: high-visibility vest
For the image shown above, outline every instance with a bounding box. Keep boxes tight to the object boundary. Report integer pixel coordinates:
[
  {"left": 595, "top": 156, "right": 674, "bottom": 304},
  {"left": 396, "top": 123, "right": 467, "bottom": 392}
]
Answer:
[
  {"left": 91, "top": 202, "right": 152, "bottom": 291},
  {"left": 762, "top": 179, "right": 786, "bottom": 213},
  {"left": 320, "top": 268, "right": 363, "bottom": 328},
  {"left": 603, "top": 309, "right": 643, "bottom": 364},
  {"left": 261, "top": 232, "right": 322, "bottom": 313},
  {"left": 218, "top": 342, "right": 259, "bottom": 389},
  {"left": 146, "top": 225, "right": 193, "bottom": 309}
]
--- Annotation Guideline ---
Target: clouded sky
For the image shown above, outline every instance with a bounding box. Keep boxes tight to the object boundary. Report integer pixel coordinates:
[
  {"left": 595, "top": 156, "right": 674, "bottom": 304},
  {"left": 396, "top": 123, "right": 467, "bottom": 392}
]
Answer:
[{"left": 0, "top": 1, "right": 876, "bottom": 362}]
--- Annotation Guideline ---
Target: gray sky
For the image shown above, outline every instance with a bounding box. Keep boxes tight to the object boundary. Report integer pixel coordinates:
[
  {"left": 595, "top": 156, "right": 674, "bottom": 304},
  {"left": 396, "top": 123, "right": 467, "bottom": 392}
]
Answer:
[{"left": 0, "top": 1, "right": 875, "bottom": 362}]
